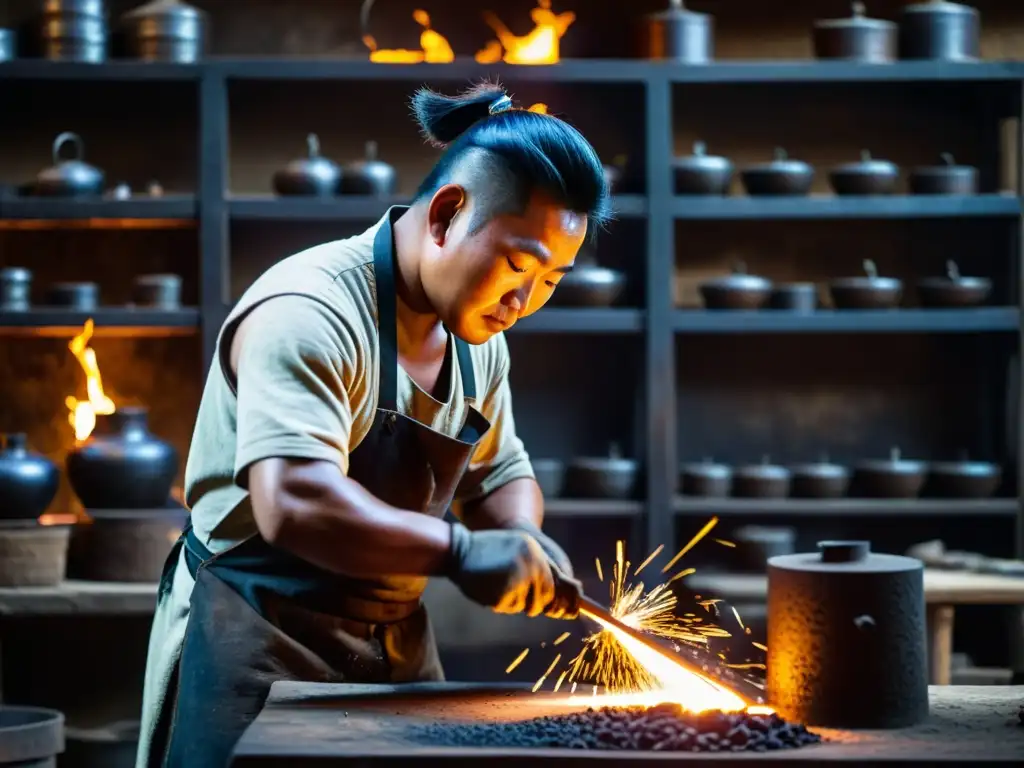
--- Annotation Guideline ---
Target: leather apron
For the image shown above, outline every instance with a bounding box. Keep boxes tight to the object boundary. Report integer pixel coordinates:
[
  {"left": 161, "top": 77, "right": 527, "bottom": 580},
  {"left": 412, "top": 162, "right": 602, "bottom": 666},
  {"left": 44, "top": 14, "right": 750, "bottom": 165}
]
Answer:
[{"left": 152, "top": 209, "right": 491, "bottom": 768}]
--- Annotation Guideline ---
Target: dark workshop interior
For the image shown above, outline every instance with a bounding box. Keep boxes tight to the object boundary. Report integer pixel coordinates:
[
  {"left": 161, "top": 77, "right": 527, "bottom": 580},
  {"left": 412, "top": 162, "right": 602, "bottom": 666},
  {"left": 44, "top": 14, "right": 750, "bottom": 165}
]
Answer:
[{"left": 1, "top": 0, "right": 1024, "bottom": 765}]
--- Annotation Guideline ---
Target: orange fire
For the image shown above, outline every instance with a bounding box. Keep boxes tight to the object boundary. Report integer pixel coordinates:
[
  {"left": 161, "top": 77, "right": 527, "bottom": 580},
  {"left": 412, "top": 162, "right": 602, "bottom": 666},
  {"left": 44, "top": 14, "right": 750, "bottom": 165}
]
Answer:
[
  {"left": 66, "top": 319, "right": 115, "bottom": 442},
  {"left": 475, "top": 0, "right": 575, "bottom": 65},
  {"left": 363, "top": 9, "right": 454, "bottom": 64}
]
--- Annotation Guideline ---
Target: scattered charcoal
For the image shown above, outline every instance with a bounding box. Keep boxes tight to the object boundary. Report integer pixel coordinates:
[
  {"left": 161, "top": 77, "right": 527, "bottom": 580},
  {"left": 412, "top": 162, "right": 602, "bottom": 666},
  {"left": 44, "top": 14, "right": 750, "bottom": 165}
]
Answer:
[{"left": 411, "top": 704, "right": 822, "bottom": 752}]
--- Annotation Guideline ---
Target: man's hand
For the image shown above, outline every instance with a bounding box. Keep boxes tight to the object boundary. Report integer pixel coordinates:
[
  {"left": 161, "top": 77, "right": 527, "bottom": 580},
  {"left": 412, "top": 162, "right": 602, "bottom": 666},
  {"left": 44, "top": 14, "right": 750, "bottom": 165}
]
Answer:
[
  {"left": 446, "top": 524, "right": 579, "bottom": 619},
  {"left": 508, "top": 520, "right": 575, "bottom": 579}
]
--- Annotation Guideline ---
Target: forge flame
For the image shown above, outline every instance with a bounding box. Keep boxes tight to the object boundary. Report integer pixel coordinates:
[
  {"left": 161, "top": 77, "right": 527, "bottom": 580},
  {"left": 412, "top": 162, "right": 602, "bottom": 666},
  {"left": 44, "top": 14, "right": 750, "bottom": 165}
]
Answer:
[
  {"left": 66, "top": 319, "right": 115, "bottom": 442},
  {"left": 510, "top": 520, "right": 773, "bottom": 716}
]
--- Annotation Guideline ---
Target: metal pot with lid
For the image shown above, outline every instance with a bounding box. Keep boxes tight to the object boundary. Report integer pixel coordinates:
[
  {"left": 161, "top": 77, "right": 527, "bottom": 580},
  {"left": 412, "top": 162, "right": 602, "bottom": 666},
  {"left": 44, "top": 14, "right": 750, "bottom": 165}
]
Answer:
[
  {"left": 829, "top": 258, "right": 902, "bottom": 310},
  {"left": 699, "top": 261, "right": 773, "bottom": 310},
  {"left": 272, "top": 134, "right": 341, "bottom": 197},
  {"left": 121, "top": 0, "right": 206, "bottom": 63},
  {"left": 548, "top": 249, "right": 626, "bottom": 308},
  {"left": 673, "top": 141, "right": 734, "bottom": 196},
  {"left": 741, "top": 148, "right": 814, "bottom": 197},
  {"left": 564, "top": 443, "right": 638, "bottom": 500},
  {"left": 41, "top": 0, "right": 108, "bottom": 63},
  {"left": 640, "top": 0, "right": 713, "bottom": 64},
  {"left": 34, "top": 132, "right": 105, "bottom": 197},
  {"left": 340, "top": 141, "right": 397, "bottom": 196},
  {"left": 733, "top": 525, "right": 796, "bottom": 572},
  {"left": 908, "top": 152, "right": 977, "bottom": 195},
  {"left": 828, "top": 149, "right": 900, "bottom": 196},
  {"left": 853, "top": 447, "right": 927, "bottom": 498},
  {"left": 679, "top": 457, "right": 732, "bottom": 498},
  {"left": 733, "top": 456, "right": 792, "bottom": 499},
  {"left": 898, "top": 0, "right": 979, "bottom": 61},
  {"left": 813, "top": 2, "right": 897, "bottom": 63},
  {"left": 916, "top": 259, "right": 991, "bottom": 308},
  {"left": 789, "top": 454, "right": 851, "bottom": 499},
  {"left": 926, "top": 451, "right": 1001, "bottom": 499}
]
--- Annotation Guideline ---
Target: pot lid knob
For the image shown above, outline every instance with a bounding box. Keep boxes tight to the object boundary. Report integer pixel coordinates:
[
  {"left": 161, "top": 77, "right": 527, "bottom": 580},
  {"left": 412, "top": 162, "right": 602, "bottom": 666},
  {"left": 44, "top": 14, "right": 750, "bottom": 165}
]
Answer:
[
  {"left": 2, "top": 433, "right": 27, "bottom": 451},
  {"left": 731, "top": 259, "right": 749, "bottom": 275},
  {"left": 945, "top": 259, "right": 961, "bottom": 280},
  {"left": 52, "top": 131, "right": 86, "bottom": 165},
  {"left": 364, "top": 140, "right": 379, "bottom": 161},
  {"left": 819, "top": 540, "right": 870, "bottom": 563},
  {"left": 859, "top": 148, "right": 872, "bottom": 162},
  {"left": 851, "top": 1, "right": 866, "bottom": 18},
  {"left": 862, "top": 258, "right": 878, "bottom": 279},
  {"left": 608, "top": 442, "right": 623, "bottom": 459},
  {"left": 692, "top": 140, "right": 707, "bottom": 156},
  {"left": 889, "top": 446, "right": 902, "bottom": 461},
  {"left": 939, "top": 152, "right": 956, "bottom": 166},
  {"left": 306, "top": 133, "right": 322, "bottom": 158},
  {"left": 772, "top": 147, "right": 788, "bottom": 161}
]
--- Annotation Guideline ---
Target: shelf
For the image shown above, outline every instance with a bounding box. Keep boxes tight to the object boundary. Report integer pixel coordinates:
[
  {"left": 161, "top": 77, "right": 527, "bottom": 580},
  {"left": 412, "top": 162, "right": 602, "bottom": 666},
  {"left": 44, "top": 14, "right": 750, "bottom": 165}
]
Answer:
[
  {"left": 216, "top": 58, "right": 655, "bottom": 83},
  {"left": 0, "top": 308, "right": 201, "bottom": 337},
  {"left": 0, "top": 60, "right": 200, "bottom": 81},
  {"left": 2, "top": 59, "right": 1023, "bottom": 86},
  {"left": 672, "top": 307, "right": 1019, "bottom": 334},
  {"left": 0, "top": 580, "right": 158, "bottom": 616},
  {"left": 670, "top": 194, "right": 1021, "bottom": 220},
  {"left": 228, "top": 194, "right": 646, "bottom": 221},
  {"left": 543, "top": 498, "right": 644, "bottom": 517},
  {"left": 0, "top": 196, "right": 198, "bottom": 227},
  {"left": 664, "top": 61, "right": 1024, "bottom": 84},
  {"left": 511, "top": 308, "right": 644, "bottom": 334},
  {"left": 673, "top": 497, "right": 1019, "bottom": 518}
]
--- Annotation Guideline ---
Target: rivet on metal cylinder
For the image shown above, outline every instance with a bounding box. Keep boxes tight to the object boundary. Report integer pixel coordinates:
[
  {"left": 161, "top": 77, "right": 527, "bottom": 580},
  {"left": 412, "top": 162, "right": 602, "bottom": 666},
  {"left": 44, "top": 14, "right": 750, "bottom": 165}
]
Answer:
[{"left": 818, "top": 540, "right": 870, "bottom": 563}]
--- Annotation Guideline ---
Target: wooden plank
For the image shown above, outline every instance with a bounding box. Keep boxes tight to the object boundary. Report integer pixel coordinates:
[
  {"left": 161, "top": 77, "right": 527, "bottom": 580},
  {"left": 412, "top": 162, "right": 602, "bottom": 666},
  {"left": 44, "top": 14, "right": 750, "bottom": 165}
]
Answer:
[
  {"left": 0, "top": 580, "right": 157, "bottom": 616},
  {"left": 233, "top": 682, "right": 1024, "bottom": 765},
  {"left": 686, "top": 569, "right": 1024, "bottom": 606}
]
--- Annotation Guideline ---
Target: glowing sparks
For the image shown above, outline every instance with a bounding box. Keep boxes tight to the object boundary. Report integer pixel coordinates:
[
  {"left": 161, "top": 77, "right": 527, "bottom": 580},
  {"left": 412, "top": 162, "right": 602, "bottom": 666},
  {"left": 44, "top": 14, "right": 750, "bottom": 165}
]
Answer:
[
  {"left": 662, "top": 517, "right": 718, "bottom": 573},
  {"left": 713, "top": 538, "right": 736, "bottom": 548},
  {"left": 633, "top": 544, "right": 663, "bottom": 576},
  {"left": 731, "top": 606, "right": 745, "bottom": 631},
  {"left": 553, "top": 632, "right": 570, "bottom": 646},
  {"left": 595, "top": 557, "right": 603, "bottom": 582},
  {"left": 752, "top": 642, "right": 768, "bottom": 652},
  {"left": 505, "top": 648, "right": 529, "bottom": 674}
]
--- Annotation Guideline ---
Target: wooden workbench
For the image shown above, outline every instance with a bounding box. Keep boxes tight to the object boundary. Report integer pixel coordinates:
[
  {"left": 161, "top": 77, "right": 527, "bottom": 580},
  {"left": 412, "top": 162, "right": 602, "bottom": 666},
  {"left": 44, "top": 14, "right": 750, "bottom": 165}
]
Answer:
[
  {"left": 686, "top": 569, "right": 1024, "bottom": 685},
  {"left": 232, "top": 682, "right": 1024, "bottom": 766}
]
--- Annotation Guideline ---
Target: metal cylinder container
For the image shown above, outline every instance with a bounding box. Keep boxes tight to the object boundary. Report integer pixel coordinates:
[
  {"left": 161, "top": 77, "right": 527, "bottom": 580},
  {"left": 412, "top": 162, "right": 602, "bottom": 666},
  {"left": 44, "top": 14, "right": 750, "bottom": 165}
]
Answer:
[
  {"left": 767, "top": 541, "right": 929, "bottom": 729},
  {"left": 640, "top": 0, "right": 713, "bottom": 64},
  {"left": 898, "top": 0, "right": 980, "bottom": 61},
  {"left": 41, "top": 0, "right": 109, "bottom": 63},
  {"left": 0, "top": 268, "right": 32, "bottom": 311}
]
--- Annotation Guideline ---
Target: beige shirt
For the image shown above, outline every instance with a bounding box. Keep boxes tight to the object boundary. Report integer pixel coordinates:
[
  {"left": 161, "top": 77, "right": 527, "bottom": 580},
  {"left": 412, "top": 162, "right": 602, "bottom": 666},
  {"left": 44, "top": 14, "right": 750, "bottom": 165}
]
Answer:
[{"left": 183, "top": 211, "right": 534, "bottom": 552}]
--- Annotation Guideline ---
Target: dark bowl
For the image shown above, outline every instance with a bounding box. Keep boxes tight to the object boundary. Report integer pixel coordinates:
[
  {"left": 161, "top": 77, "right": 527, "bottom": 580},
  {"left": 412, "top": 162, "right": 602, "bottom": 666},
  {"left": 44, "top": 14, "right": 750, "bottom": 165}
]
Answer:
[
  {"left": 908, "top": 167, "right": 977, "bottom": 195},
  {"left": 828, "top": 169, "right": 899, "bottom": 196},
  {"left": 926, "top": 461, "right": 1002, "bottom": 499},
  {"left": 679, "top": 461, "right": 732, "bottom": 497},
  {"left": 852, "top": 459, "right": 927, "bottom": 498},
  {"left": 829, "top": 277, "right": 902, "bottom": 310},
  {"left": 789, "top": 462, "right": 851, "bottom": 499},
  {"left": 916, "top": 277, "right": 991, "bottom": 308},
  {"left": 732, "top": 465, "right": 792, "bottom": 499},
  {"left": 531, "top": 459, "right": 564, "bottom": 499},
  {"left": 700, "top": 277, "right": 773, "bottom": 310},
  {"left": 768, "top": 283, "right": 818, "bottom": 312},
  {"left": 741, "top": 168, "right": 814, "bottom": 197},
  {"left": 548, "top": 268, "right": 626, "bottom": 308},
  {"left": 563, "top": 456, "right": 638, "bottom": 500},
  {"left": 674, "top": 163, "right": 734, "bottom": 196}
]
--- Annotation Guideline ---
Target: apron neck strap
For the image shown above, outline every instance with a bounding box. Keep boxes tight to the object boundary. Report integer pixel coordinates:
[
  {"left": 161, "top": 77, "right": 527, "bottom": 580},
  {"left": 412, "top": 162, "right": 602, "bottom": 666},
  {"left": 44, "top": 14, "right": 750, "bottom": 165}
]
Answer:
[{"left": 372, "top": 208, "right": 477, "bottom": 411}]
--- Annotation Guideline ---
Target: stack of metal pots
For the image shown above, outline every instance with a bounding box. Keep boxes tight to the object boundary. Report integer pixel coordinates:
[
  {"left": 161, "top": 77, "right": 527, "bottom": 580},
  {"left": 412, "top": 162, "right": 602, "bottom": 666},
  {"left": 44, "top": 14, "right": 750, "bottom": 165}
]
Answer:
[
  {"left": 120, "top": 0, "right": 206, "bottom": 64},
  {"left": 41, "top": 0, "right": 108, "bottom": 63}
]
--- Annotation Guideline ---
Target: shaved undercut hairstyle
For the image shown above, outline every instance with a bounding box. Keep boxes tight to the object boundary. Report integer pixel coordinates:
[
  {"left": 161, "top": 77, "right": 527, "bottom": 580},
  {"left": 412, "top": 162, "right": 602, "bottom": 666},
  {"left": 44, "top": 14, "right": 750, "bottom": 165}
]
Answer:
[{"left": 410, "top": 82, "right": 612, "bottom": 238}]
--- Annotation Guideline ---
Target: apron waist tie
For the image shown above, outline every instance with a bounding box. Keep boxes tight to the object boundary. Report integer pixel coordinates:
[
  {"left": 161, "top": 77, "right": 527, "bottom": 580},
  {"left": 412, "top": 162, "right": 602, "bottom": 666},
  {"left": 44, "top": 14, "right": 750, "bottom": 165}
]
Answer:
[{"left": 182, "top": 528, "right": 422, "bottom": 624}]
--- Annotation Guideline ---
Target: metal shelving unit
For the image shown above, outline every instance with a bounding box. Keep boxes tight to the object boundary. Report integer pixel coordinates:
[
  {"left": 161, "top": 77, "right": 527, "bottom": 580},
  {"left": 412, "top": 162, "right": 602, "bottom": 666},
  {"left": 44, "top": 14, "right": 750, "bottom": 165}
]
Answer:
[{"left": 1, "top": 57, "right": 1021, "bottom": 563}]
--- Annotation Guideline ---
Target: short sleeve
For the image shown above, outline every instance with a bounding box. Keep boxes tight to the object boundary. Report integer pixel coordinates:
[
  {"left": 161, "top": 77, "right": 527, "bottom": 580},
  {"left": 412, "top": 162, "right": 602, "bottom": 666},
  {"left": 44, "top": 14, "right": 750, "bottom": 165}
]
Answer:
[{"left": 232, "top": 295, "right": 361, "bottom": 486}]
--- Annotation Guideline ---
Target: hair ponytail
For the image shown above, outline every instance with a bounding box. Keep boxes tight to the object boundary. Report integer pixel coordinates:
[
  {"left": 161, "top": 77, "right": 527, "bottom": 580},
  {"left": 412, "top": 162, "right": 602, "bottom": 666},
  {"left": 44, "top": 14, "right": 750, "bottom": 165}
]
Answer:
[{"left": 411, "top": 81, "right": 508, "bottom": 147}]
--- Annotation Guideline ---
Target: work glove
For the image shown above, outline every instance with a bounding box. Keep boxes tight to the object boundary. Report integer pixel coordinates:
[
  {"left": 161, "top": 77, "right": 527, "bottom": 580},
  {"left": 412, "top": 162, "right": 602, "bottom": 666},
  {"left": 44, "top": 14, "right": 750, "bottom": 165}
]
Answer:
[
  {"left": 446, "top": 524, "right": 581, "bottom": 620},
  {"left": 507, "top": 520, "right": 576, "bottom": 579}
]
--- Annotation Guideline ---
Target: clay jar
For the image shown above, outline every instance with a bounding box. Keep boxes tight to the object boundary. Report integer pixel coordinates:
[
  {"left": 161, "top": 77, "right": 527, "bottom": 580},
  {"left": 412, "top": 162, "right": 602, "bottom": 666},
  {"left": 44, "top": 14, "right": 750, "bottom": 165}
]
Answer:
[
  {"left": 0, "top": 434, "right": 60, "bottom": 520},
  {"left": 66, "top": 407, "right": 179, "bottom": 510}
]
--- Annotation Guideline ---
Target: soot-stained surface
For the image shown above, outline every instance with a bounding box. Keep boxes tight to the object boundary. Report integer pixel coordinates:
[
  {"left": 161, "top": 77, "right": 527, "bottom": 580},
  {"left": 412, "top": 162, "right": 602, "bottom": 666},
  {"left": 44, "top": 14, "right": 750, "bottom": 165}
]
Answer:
[
  {"left": 233, "top": 682, "right": 1024, "bottom": 765},
  {"left": 411, "top": 702, "right": 820, "bottom": 752}
]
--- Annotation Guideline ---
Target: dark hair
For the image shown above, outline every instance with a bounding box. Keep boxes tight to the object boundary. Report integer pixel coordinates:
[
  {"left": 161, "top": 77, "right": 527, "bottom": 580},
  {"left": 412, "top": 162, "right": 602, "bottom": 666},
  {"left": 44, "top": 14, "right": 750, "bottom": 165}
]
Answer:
[{"left": 410, "top": 81, "right": 611, "bottom": 234}]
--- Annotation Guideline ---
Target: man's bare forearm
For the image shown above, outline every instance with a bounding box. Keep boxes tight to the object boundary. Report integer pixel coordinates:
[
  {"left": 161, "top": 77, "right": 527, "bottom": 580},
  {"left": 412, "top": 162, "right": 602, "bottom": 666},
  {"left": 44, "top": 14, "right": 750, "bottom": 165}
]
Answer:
[
  {"left": 249, "top": 458, "right": 453, "bottom": 578},
  {"left": 461, "top": 477, "right": 543, "bottom": 531}
]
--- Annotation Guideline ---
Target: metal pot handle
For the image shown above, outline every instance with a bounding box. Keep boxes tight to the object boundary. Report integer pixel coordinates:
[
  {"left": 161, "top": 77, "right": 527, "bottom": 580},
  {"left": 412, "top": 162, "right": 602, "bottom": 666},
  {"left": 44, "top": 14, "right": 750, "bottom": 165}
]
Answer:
[{"left": 52, "top": 132, "right": 85, "bottom": 164}]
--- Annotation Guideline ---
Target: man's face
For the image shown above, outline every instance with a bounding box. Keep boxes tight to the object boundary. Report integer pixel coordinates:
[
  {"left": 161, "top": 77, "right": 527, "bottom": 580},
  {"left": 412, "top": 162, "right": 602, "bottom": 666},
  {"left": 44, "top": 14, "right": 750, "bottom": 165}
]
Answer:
[{"left": 422, "top": 186, "right": 588, "bottom": 344}]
